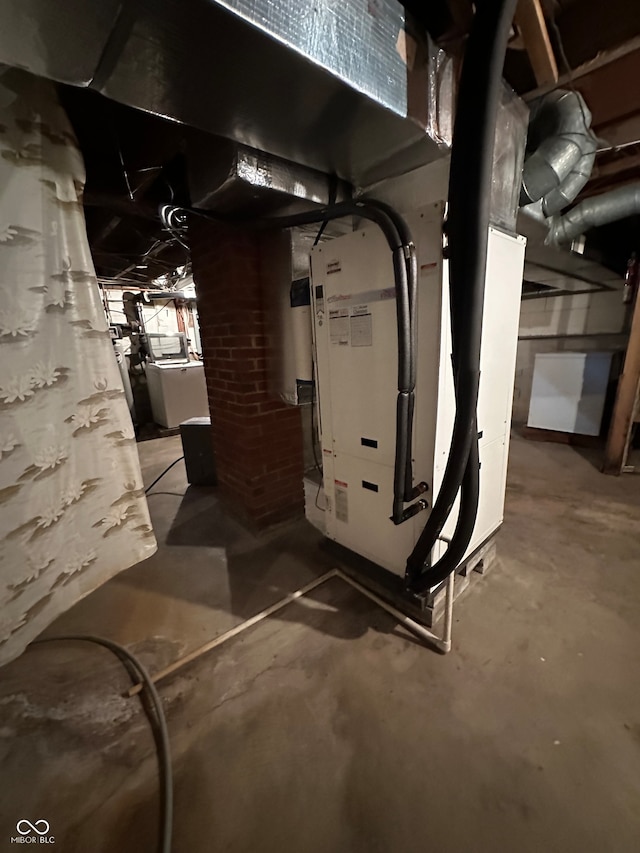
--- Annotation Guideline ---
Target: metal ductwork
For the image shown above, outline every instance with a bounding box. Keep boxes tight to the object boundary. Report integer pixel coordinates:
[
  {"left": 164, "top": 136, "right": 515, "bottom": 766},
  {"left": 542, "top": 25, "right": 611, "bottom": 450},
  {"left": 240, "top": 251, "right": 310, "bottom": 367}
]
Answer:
[
  {"left": 520, "top": 90, "right": 597, "bottom": 217},
  {"left": 0, "top": 0, "right": 454, "bottom": 186},
  {"left": 187, "top": 137, "right": 351, "bottom": 216},
  {"left": 548, "top": 183, "right": 640, "bottom": 245}
]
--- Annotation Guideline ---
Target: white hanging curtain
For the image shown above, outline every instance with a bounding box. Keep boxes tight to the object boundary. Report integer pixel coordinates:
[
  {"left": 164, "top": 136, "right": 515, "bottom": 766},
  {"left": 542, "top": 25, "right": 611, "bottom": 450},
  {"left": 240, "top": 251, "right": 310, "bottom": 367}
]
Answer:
[{"left": 0, "top": 69, "right": 157, "bottom": 665}]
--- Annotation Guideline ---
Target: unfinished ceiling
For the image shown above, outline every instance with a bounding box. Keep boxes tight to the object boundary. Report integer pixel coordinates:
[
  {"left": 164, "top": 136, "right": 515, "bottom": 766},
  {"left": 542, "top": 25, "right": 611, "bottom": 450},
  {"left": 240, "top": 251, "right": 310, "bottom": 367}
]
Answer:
[{"left": 58, "top": 87, "right": 189, "bottom": 286}]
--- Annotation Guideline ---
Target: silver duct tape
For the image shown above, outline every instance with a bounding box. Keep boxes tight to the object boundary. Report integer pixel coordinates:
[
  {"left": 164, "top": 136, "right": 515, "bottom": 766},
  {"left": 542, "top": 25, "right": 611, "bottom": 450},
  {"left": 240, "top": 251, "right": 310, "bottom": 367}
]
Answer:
[
  {"left": 490, "top": 84, "right": 529, "bottom": 233},
  {"left": 425, "top": 38, "right": 454, "bottom": 148}
]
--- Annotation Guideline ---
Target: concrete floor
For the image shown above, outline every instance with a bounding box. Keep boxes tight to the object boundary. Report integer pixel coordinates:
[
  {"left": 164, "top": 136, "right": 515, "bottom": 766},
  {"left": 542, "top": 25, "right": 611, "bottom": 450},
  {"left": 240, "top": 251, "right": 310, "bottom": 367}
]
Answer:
[{"left": 1, "top": 433, "right": 640, "bottom": 852}]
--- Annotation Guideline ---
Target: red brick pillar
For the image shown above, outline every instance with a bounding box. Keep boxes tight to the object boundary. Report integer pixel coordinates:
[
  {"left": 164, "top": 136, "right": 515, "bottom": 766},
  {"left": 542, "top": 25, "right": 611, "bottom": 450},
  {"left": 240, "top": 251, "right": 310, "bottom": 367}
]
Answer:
[{"left": 190, "top": 219, "right": 304, "bottom": 528}]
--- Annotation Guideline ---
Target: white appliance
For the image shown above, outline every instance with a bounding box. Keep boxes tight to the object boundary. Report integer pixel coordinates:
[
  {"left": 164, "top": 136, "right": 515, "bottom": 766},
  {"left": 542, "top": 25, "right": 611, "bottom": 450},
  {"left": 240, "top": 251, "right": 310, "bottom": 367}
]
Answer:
[
  {"left": 527, "top": 351, "right": 614, "bottom": 436},
  {"left": 112, "top": 338, "right": 135, "bottom": 422},
  {"left": 310, "top": 202, "right": 526, "bottom": 579},
  {"left": 146, "top": 361, "right": 209, "bottom": 428},
  {"left": 146, "top": 331, "right": 189, "bottom": 363}
]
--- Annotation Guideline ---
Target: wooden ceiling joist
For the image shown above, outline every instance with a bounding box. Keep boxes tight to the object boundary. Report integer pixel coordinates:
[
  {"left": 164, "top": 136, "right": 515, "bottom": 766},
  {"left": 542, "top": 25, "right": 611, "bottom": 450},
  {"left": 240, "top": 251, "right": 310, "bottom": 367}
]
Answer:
[
  {"left": 515, "top": 0, "right": 559, "bottom": 87},
  {"left": 525, "top": 34, "right": 640, "bottom": 102}
]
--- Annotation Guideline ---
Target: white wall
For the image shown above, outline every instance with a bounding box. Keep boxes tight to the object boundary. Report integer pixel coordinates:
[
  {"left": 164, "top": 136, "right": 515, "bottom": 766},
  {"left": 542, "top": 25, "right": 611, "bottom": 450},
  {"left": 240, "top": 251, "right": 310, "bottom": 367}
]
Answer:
[{"left": 513, "top": 290, "right": 628, "bottom": 423}]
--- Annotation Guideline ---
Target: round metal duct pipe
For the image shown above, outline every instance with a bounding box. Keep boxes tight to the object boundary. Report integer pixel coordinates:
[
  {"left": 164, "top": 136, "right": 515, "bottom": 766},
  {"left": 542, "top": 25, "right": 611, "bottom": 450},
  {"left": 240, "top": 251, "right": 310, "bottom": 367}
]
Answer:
[
  {"left": 520, "top": 89, "right": 597, "bottom": 217},
  {"left": 548, "top": 183, "right": 640, "bottom": 245}
]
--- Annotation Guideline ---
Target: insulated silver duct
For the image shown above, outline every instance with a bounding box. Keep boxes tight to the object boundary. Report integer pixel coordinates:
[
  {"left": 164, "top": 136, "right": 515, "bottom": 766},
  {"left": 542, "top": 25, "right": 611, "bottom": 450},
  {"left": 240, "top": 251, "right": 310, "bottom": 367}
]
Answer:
[
  {"left": 520, "top": 90, "right": 597, "bottom": 217},
  {"left": 548, "top": 183, "right": 640, "bottom": 245},
  {"left": 0, "top": 0, "right": 454, "bottom": 186}
]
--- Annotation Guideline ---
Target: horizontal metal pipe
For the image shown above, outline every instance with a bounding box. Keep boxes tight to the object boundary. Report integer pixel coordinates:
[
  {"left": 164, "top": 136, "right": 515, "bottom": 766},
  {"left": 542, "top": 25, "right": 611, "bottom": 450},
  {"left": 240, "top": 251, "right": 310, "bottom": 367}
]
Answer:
[
  {"left": 549, "top": 183, "right": 640, "bottom": 244},
  {"left": 127, "top": 567, "right": 454, "bottom": 694},
  {"left": 337, "top": 570, "right": 453, "bottom": 654}
]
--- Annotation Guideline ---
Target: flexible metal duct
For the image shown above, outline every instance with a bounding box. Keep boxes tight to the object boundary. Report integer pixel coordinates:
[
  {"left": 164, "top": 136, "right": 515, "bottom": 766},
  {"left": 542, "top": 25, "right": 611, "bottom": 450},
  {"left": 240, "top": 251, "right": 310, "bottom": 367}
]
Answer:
[
  {"left": 520, "top": 90, "right": 597, "bottom": 217},
  {"left": 548, "top": 183, "right": 640, "bottom": 245}
]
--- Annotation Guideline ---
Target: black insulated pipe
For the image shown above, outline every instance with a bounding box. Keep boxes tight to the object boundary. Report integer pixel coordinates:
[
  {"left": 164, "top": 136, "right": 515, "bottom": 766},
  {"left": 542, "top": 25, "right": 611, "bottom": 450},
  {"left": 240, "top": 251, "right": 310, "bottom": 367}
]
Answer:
[
  {"left": 404, "top": 391, "right": 416, "bottom": 499},
  {"left": 394, "top": 391, "right": 411, "bottom": 521},
  {"left": 406, "top": 0, "right": 518, "bottom": 591},
  {"left": 264, "top": 199, "right": 422, "bottom": 524},
  {"left": 362, "top": 200, "right": 422, "bottom": 507},
  {"left": 392, "top": 245, "right": 411, "bottom": 393},
  {"left": 413, "top": 426, "right": 480, "bottom": 593}
]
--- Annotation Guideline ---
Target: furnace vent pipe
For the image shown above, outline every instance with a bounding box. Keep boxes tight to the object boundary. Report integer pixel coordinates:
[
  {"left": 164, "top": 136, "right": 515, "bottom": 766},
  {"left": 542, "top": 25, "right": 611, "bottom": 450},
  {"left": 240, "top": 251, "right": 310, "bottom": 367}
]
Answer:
[
  {"left": 520, "top": 90, "right": 597, "bottom": 217},
  {"left": 548, "top": 182, "right": 640, "bottom": 245}
]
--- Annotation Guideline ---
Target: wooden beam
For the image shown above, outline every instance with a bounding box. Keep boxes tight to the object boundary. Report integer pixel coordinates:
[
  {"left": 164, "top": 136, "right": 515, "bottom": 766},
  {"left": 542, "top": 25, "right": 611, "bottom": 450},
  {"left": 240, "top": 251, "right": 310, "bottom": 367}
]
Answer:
[
  {"left": 524, "top": 34, "right": 640, "bottom": 101},
  {"left": 578, "top": 51, "right": 640, "bottom": 132},
  {"left": 594, "top": 149, "right": 640, "bottom": 180},
  {"left": 515, "top": 0, "right": 559, "bottom": 87},
  {"left": 603, "top": 291, "right": 640, "bottom": 474},
  {"left": 552, "top": 0, "right": 640, "bottom": 72},
  {"left": 594, "top": 113, "right": 640, "bottom": 150},
  {"left": 582, "top": 151, "right": 640, "bottom": 198}
]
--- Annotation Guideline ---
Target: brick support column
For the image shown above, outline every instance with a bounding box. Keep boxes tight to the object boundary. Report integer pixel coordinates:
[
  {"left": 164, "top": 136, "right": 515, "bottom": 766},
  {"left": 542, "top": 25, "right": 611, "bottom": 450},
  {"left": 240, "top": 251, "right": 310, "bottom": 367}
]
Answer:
[{"left": 190, "top": 219, "right": 304, "bottom": 528}]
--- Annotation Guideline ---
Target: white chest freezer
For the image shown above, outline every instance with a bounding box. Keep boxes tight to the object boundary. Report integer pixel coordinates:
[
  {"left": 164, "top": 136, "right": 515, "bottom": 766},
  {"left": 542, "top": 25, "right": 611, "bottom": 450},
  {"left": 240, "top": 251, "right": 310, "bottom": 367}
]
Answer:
[{"left": 146, "top": 361, "right": 209, "bottom": 428}]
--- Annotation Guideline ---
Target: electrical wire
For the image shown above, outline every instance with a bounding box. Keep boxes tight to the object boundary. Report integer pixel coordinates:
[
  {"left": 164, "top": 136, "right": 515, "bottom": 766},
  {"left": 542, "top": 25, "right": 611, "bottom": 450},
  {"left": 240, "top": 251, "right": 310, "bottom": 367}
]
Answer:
[
  {"left": 115, "top": 137, "right": 135, "bottom": 202},
  {"left": 159, "top": 203, "right": 190, "bottom": 252},
  {"left": 597, "top": 139, "right": 640, "bottom": 155},
  {"left": 163, "top": 225, "right": 189, "bottom": 253},
  {"left": 547, "top": 15, "right": 591, "bottom": 132},
  {"left": 145, "top": 457, "right": 185, "bottom": 494},
  {"left": 141, "top": 299, "right": 175, "bottom": 326},
  {"left": 312, "top": 176, "right": 339, "bottom": 247},
  {"left": 30, "top": 635, "right": 172, "bottom": 853},
  {"left": 308, "top": 210, "right": 333, "bottom": 510},
  {"left": 310, "top": 361, "right": 325, "bottom": 512}
]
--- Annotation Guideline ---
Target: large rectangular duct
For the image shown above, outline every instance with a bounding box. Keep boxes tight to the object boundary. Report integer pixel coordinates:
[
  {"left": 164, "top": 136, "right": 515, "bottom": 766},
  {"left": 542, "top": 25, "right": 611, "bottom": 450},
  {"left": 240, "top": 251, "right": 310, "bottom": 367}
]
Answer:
[{"left": 0, "top": 0, "right": 453, "bottom": 185}]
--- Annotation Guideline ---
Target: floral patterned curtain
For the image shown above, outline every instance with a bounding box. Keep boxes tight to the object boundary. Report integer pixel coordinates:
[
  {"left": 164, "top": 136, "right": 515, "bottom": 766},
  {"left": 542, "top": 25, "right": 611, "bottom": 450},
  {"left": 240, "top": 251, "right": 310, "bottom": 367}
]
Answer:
[{"left": 0, "top": 69, "right": 157, "bottom": 665}]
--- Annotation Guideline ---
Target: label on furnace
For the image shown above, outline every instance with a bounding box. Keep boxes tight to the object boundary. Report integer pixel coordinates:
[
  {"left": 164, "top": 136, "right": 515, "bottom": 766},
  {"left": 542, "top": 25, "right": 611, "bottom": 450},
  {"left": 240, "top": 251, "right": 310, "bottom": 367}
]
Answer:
[
  {"left": 350, "top": 307, "right": 372, "bottom": 347},
  {"left": 329, "top": 308, "right": 350, "bottom": 346},
  {"left": 334, "top": 486, "right": 348, "bottom": 523}
]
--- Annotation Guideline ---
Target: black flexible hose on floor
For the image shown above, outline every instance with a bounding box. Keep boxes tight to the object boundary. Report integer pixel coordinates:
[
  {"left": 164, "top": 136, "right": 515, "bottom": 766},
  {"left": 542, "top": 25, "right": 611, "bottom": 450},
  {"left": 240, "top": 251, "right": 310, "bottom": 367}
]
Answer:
[
  {"left": 145, "top": 456, "right": 184, "bottom": 495},
  {"left": 406, "top": 0, "right": 518, "bottom": 593},
  {"left": 31, "top": 636, "right": 172, "bottom": 853}
]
